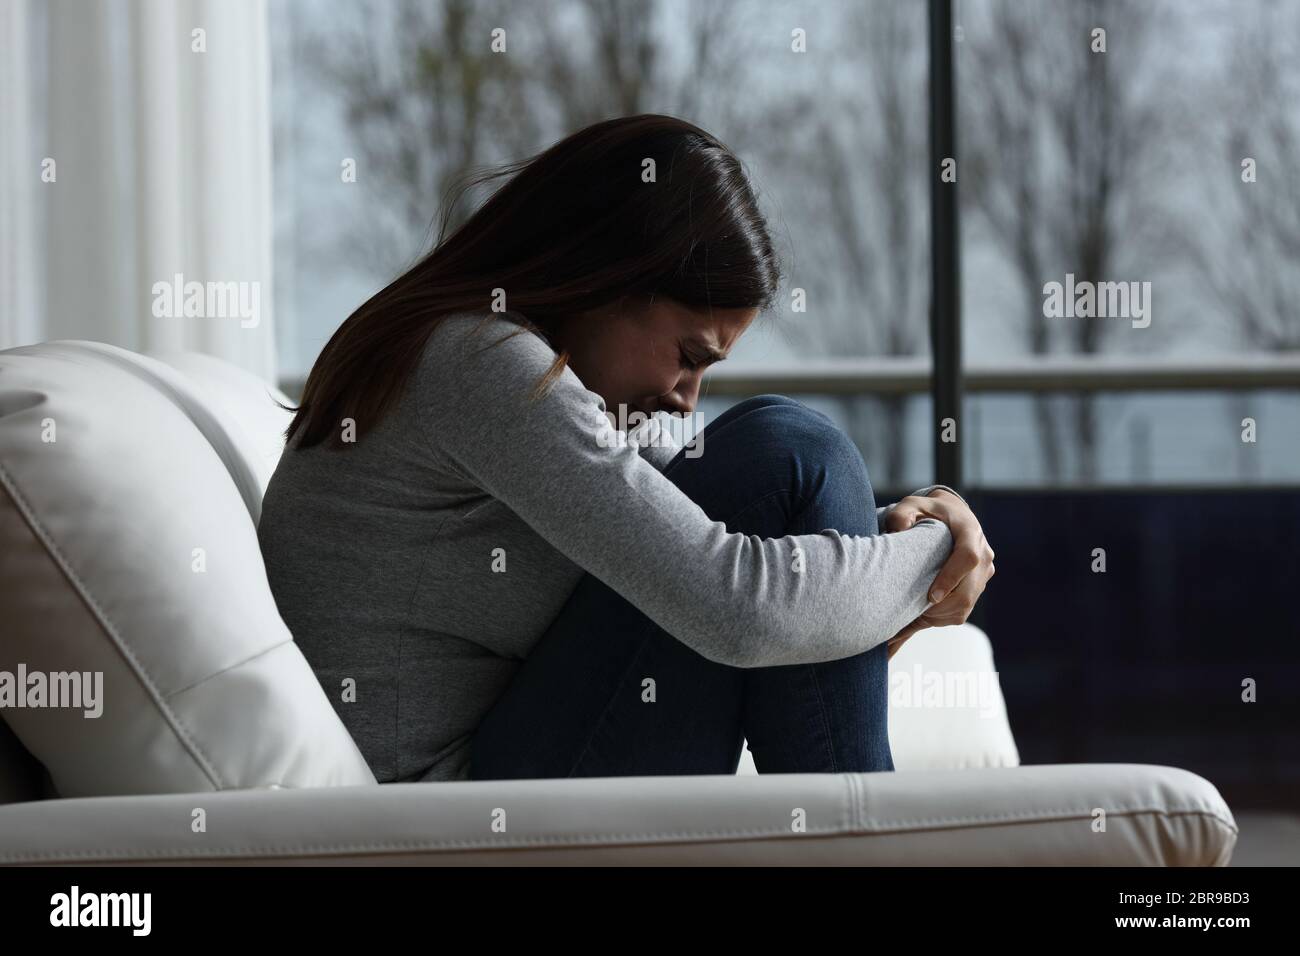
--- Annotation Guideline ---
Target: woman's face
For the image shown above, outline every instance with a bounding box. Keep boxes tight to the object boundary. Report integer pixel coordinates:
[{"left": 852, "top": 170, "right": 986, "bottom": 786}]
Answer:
[{"left": 552, "top": 298, "right": 757, "bottom": 427}]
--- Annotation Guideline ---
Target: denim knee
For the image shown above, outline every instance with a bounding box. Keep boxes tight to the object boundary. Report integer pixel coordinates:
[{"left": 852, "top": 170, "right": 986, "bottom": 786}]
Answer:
[
  {"left": 726, "top": 399, "right": 873, "bottom": 494},
  {"left": 708, "top": 393, "right": 804, "bottom": 430},
  {"left": 711, "top": 394, "right": 830, "bottom": 433},
  {"left": 745, "top": 393, "right": 805, "bottom": 412}
]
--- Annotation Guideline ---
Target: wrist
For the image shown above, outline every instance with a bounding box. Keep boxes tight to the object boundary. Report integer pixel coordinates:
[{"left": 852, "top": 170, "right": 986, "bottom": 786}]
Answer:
[{"left": 926, "top": 485, "right": 966, "bottom": 506}]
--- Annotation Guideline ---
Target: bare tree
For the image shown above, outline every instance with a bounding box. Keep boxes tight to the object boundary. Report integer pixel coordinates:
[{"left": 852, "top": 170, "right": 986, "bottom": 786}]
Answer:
[
  {"left": 1188, "top": 2, "right": 1300, "bottom": 351},
  {"left": 1179, "top": 0, "right": 1300, "bottom": 481},
  {"left": 761, "top": 2, "right": 930, "bottom": 487},
  {"left": 519, "top": 0, "right": 756, "bottom": 143},
  {"left": 962, "top": 0, "right": 1176, "bottom": 483},
  {"left": 842, "top": 3, "right": 928, "bottom": 488},
  {"left": 301, "top": 0, "right": 541, "bottom": 278},
  {"left": 303, "top": 0, "right": 758, "bottom": 281}
]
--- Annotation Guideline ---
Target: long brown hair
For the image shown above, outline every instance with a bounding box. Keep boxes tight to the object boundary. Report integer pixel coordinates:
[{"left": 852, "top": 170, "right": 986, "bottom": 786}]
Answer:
[{"left": 284, "top": 114, "right": 783, "bottom": 450}]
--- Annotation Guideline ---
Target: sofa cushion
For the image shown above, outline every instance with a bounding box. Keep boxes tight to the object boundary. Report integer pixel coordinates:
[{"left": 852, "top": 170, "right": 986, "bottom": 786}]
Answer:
[
  {"left": 0, "top": 342, "right": 377, "bottom": 798},
  {"left": 146, "top": 349, "right": 295, "bottom": 503},
  {"left": 0, "top": 763, "right": 1239, "bottom": 866},
  {"left": 885, "top": 621, "right": 1021, "bottom": 770},
  {"left": 734, "top": 622, "right": 1019, "bottom": 774},
  {"left": 25, "top": 340, "right": 272, "bottom": 523}
]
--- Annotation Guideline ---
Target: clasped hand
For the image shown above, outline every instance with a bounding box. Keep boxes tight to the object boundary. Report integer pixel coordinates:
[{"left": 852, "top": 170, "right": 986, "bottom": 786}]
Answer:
[{"left": 883, "top": 490, "right": 995, "bottom": 659}]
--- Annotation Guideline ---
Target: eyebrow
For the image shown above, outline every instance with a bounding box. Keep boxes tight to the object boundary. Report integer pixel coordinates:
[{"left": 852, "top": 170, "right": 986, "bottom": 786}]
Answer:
[{"left": 690, "top": 339, "right": 729, "bottom": 363}]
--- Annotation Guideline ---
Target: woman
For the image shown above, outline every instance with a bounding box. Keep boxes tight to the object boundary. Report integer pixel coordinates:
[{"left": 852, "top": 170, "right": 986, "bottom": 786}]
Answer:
[{"left": 258, "top": 114, "right": 995, "bottom": 784}]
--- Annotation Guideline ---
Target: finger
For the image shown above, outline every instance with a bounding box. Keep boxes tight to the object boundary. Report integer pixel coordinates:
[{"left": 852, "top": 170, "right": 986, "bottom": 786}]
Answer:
[
  {"left": 925, "top": 575, "right": 980, "bottom": 622},
  {"left": 885, "top": 497, "right": 945, "bottom": 532},
  {"left": 883, "top": 508, "right": 912, "bottom": 533},
  {"left": 901, "top": 495, "right": 953, "bottom": 521},
  {"left": 887, "top": 630, "right": 917, "bottom": 660},
  {"left": 929, "top": 527, "right": 983, "bottom": 602},
  {"left": 921, "top": 607, "right": 967, "bottom": 627}
]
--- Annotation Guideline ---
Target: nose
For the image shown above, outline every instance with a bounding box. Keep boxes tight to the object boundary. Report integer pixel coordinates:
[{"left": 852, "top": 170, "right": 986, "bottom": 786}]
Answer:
[{"left": 658, "top": 372, "right": 703, "bottom": 416}]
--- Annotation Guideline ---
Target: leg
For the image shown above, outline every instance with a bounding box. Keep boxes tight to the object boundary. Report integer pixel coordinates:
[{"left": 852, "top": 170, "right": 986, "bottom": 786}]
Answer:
[
  {"left": 469, "top": 395, "right": 796, "bottom": 780},
  {"left": 676, "top": 396, "right": 895, "bottom": 773},
  {"left": 740, "top": 425, "right": 895, "bottom": 773},
  {"left": 468, "top": 394, "right": 893, "bottom": 779}
]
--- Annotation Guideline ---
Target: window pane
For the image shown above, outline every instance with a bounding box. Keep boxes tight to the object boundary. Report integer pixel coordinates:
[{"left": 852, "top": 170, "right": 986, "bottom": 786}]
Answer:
[
  {"left": 956, "top": 0, "right": 1300, "bottom": 487},
  {"left": 270, "top": 0, "right": 935, "bottom": 485}
]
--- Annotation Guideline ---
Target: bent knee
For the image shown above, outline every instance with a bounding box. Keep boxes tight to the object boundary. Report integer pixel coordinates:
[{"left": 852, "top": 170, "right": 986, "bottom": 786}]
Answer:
[{"left": 734, "top": 401, "right": 872, "bottom": 487}]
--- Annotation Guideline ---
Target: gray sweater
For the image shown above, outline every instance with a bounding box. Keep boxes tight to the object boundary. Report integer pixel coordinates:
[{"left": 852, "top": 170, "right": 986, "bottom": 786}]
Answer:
[{"left": 257, "top": 310, "right": 957, "bottom": 783}]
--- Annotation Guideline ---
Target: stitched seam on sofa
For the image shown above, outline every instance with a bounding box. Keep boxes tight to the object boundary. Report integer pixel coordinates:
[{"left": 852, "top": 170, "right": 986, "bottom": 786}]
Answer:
[
  {"left": 1, "top": 797, "right": 1225, "bottom": 838},
  {"left": 853, "top": 772, "right": 866, "bottom": 831},
  {"left": 858, "top": 806, "right": 1240, "bottom": 834},
  {"left": 0, "top": 465, "right": 225, "bottom": 789},
  {"left": 842, "top": 772, "right": 857, "bottom": 833},
  {"left": 0, "top": 825, "right": 863, "bottom": 861},
  {"left": 162, "top": 639, "right": 294, "bottom": 700},
  {"left": 0, "top": 807, "right": 1240, "bottom": 863},
  {"left": 859, "top": 772, "right": 868, "bottom": 829}
]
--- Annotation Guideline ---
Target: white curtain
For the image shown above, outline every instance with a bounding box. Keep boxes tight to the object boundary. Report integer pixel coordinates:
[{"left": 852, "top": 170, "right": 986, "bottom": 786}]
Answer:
[
  {"left": 0, "top": 0, "right": 277, "bottom": 383},
  {"left": 0, "top": 0, "right": 39, "bottom": 350}
]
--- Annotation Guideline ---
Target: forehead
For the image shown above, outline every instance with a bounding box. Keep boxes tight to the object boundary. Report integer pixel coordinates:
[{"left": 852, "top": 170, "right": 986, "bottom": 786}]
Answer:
[{"left": 676, "top": 305, "right": 755, "bottom": 343}]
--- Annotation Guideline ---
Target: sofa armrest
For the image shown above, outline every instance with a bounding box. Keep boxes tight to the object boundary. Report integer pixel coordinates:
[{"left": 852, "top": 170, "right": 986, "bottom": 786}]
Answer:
[
  {"left": 0, "top": 763, "right": 1235, "bottom": 866},
  {"left": 738, "top": 621, "right": 1020, "bottom": 775},
  {"left": 887, "top": 621, "right": 1021, "bottom": 770}
]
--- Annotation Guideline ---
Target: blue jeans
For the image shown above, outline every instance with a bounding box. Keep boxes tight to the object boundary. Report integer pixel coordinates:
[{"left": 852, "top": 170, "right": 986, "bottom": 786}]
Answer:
[{"left": 468, "top": 394, "right": 895, "bottom": 778}]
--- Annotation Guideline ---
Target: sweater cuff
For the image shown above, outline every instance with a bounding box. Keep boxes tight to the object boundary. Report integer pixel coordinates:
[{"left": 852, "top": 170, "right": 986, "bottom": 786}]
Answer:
[
  {"left": 878, "top": 484, "right": 967, "bottom": 534},
  {"left": 920, "top": 483, "right": 966, "bottom": 506}
]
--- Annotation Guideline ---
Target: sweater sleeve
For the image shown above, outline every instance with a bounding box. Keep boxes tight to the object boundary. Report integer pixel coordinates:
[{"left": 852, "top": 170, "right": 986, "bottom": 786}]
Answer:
[
  {"left": 878, "top": 483, "right": 967, "bottom": 528},
  {"left": 415, "top": 313, "right": 955, "bottom": 669},
  {"left": 637, "top": 417, "right": 970, "bottom": 536}
]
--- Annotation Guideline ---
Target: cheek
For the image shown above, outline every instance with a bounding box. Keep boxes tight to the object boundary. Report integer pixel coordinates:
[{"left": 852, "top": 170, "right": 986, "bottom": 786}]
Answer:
[
  {"left": 593, "top": 327, "right": 681, "bottom": 399},
  {"left": 609, "top": 351, "right": 676, "bottom": 397},
  {"left": 642, "top": 362, "right": 681, "bottom": 397}
]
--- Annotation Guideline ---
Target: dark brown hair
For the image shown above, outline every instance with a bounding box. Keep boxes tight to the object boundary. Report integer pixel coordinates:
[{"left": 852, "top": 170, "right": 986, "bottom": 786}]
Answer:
[{"left": 283, "top": 114, "right": 782, "bottom": 450}]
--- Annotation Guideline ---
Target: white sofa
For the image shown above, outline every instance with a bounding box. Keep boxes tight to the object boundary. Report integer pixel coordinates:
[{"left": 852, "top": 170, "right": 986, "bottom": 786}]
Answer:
[{"left": 0, "top": 341, "right": 1238, "bottom": 865}]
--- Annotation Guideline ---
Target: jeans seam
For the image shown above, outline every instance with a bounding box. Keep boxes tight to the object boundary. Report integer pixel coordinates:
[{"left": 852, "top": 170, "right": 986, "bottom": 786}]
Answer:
[
  {"left": 565, "top": 613, "right": 664, "bottom": 777},
  {"left": 808, "top": 663, "right": 839, "bottom": 774}
]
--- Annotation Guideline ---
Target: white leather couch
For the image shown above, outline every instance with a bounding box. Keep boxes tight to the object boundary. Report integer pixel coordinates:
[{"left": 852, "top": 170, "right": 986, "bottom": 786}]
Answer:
[{"left": 0, "top": 341, "right": 1238, "bottom": 865}]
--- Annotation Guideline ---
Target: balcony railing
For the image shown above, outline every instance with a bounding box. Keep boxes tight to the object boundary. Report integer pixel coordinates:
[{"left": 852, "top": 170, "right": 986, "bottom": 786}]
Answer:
[
  {"left": 695, "top": 353, "right": 1300, "bottom": 396},
  {"left": 278, "top": 352, "right": 1300, "bottom": 404}
]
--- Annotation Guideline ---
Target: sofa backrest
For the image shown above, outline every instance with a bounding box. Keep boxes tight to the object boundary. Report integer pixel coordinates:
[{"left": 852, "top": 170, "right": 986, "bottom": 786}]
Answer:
[
  {"left": 0, "top": 341, "right": 376, "bottom": 802},
  {"left": 145, "top": 348, "right": 297, "bottom": 505},
  {"left": 0, "top": 708, "right": 46, "bottom": 803}
]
